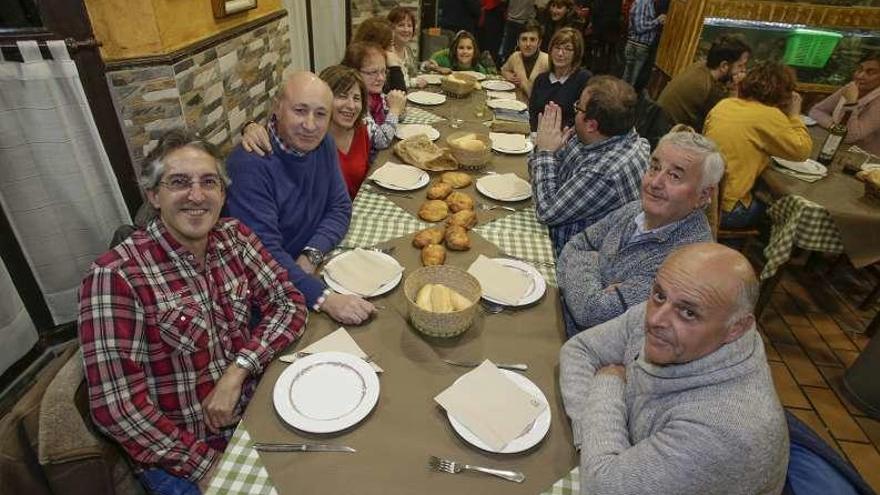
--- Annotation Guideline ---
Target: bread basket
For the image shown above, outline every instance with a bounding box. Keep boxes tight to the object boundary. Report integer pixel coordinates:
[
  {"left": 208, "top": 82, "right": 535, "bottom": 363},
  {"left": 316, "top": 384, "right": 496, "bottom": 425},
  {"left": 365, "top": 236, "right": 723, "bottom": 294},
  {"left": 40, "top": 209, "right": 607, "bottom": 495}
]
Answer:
[
  {"left": 859, "top": 169, "right": 880, "bottom": 203},
  {"left": 446, "top": 131, "right": 492, "bottom": 169},
  {"left": 403, "top": 265, "right": 481, "bottom": 338},
  {"left": 441, "top": 73, "right": 477, "bottom": 98}
]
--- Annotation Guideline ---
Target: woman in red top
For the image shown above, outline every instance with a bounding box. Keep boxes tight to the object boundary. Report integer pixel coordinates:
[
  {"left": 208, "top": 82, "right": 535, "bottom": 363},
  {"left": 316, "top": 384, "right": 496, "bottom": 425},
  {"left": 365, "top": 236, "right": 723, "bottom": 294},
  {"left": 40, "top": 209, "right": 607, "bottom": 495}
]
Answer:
[{"left": 240, "top": 65, "right": 371, "bottom": 198}]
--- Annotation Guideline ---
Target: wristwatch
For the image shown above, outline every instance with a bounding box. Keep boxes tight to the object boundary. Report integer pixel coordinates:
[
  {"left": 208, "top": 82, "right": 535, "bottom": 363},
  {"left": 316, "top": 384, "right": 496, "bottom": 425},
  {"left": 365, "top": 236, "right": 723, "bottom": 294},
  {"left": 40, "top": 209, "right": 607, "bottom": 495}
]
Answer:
[
  {"left": 234, "top": 355, "right": 254, "bottom": 375},
  {"left": 301, "top": 246, "right": 324, "bottom": 266}
]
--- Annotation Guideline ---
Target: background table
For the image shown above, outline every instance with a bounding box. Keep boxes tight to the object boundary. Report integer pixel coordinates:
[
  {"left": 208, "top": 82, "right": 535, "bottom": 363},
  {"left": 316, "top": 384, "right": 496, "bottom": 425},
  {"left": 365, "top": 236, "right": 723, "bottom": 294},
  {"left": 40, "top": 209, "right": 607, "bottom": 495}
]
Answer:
[{"left": 207, "top": 89, "right": 584, "bottom": 494}]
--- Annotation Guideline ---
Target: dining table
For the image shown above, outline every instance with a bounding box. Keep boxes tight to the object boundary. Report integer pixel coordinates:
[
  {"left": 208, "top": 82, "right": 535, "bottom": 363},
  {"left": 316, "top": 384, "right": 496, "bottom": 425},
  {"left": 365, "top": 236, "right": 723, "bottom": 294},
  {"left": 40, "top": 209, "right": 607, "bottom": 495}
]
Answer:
[
  {"left": 206, "top": 79, "right": 584, "bottom": 495},
  {"left": 759, "top": 126, "right": 880, "bottom": 282}
]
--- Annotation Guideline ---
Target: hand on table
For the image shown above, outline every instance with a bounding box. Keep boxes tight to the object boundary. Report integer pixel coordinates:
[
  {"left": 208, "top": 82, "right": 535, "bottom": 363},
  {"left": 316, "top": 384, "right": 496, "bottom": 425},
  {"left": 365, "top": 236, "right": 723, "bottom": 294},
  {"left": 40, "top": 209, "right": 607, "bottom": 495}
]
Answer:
[
  {"left": 597, "top": 364, "right": 626, "bottom": 381},
  {"left": 535, "top": 102, "right": 573, "bottom": 153},
  {"left": 202, "top": 364, "right": 249, "bottom": 433},
  {"left": 321, "top": 293, "right": 377, "bottom": 325},
  {"left": 241, "top": 122, "right": 271, "bottom": 156}
]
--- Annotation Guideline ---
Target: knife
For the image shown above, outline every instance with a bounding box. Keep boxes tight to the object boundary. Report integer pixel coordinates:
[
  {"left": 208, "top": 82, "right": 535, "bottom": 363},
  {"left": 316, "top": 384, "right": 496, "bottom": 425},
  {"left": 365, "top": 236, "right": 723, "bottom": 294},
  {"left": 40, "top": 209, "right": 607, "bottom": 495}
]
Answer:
[
  {"left": 442, "top": 359, "right": 528, "bottom": 372},
  {"left": 253, "top": 443, "right": 356, "bottom": 453}
]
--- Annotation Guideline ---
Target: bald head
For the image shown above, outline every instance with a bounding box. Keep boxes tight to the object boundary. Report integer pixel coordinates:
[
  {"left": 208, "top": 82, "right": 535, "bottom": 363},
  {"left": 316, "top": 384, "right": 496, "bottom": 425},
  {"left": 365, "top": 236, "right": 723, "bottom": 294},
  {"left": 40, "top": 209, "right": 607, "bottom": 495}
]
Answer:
[
  {"left": 274, "top": 71, "right": 333, "bottom": 152},
  {"left": 643, "top": 243, "right": 759, "bottom": 365}
]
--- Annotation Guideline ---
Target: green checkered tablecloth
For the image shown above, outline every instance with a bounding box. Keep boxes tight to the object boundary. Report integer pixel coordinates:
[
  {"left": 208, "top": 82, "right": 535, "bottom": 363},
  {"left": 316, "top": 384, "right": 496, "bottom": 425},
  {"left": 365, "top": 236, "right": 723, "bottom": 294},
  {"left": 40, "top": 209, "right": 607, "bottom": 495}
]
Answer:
[
  {"left": 762, "top": 194, "right": 844, "bottom": 280},
  {"left": 400, "top": 106, "right": 445, "bottom": 125},
  {"left": 207, "top": 182, "right": 578, "bottom": 494}
]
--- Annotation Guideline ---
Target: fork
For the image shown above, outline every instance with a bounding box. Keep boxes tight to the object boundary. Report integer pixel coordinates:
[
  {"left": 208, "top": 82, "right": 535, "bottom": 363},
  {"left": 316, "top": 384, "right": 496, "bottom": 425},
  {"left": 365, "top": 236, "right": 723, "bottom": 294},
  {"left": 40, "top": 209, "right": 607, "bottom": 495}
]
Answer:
[
  {"left": 478, "top": 202, "right": 517, "bottom": 212},
  {"left": 293, "top": 351, "right": 376, "bottom": 363},
  {"left": 428, "top": 456, "right": 525, "bottom": 483},
  {"left": 497, "top": 251, "right": 555, "bottom": 267}
]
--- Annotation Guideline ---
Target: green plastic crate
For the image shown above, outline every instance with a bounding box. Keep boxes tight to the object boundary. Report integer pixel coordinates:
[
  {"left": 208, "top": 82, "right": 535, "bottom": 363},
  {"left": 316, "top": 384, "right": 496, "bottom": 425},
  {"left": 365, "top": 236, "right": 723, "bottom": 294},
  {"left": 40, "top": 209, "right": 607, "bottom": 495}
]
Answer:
[{"left": 783, "top": 28, "right": 843, "bottom": 68}]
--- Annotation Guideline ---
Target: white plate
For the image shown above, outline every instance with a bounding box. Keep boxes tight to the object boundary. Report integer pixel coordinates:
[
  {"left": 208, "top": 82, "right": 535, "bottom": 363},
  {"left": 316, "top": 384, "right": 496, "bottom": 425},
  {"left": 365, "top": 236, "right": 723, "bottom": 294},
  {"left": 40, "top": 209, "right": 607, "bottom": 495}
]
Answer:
[
  {"left": 372, "top": 170, "right": 429, "bottom": 191},
  {"left": 447, "top": 369, "right": 550, "bottom": 453},
  {"left": 801, "top": 115, "right": 817, "bottom": 126},
  {"left": 455, "top": 70, "right": 486, "bottom": 81},
  {"left": 487, "top": 99, "right": 527, "bottom": 112},
  {"left": 323, "top": 250, "right": 403, "bottom": 297},
  {"left": 475, "top": 175, "right": 532, "bottom": 202},
  {"left": 422, "top": 74, "right": 443, "bottom": 85},
  {"left": 273, "top": 351, "right": 379, "bottom": 434},
  {"left": 396, "top": 124, "right": 440, "bottom": 141},
  {"left": 407, "top": 91, "right": 446, "bottom": 105},
  {"left": 486, "top": 90, "right": 516, "bottom": 100},
  {"left": 480, "top": 258, "right": 546, "bottom": 307},
  {"left": 492, "top": 140, "right": 534, "bottom": 155},
  {"left": 772, "top": 157, "right": 827, "bottom": 176},
  {"left": 481, "top": 80, "right": 515, "bottom": 91}
]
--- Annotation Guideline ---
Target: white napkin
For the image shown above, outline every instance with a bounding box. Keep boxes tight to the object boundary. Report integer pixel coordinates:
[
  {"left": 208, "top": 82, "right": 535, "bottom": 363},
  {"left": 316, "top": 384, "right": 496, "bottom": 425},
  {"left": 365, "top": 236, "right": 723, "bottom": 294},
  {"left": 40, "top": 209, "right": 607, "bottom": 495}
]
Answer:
[
  {"left": 467, "top": 255, "right": 532, "bottom": 305},
  {"left": 369, "top": 162, "right": 424, "bottom": 188},
  {"left": 489, "top": 132, "right": 527, "bottom": 152},
  {"left": 478, "top": 173, "right": 531, "bottom": 200},
  {"left": 279, "top": 327, "right": 383, "bottom": 372},
  {"left": 435, "top": 360, "right": 546, "bottom": 451},
  {"left": 324, "top": 248, "right": 403, "bottom": 296}
]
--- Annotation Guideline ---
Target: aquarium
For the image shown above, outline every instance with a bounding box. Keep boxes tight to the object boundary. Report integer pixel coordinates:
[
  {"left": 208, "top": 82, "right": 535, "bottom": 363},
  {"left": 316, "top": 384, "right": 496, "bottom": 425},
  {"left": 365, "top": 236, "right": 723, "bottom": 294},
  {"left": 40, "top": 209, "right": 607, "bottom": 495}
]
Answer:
[{"left": 696, "top": 18, "right": 880, "bottom": 86}]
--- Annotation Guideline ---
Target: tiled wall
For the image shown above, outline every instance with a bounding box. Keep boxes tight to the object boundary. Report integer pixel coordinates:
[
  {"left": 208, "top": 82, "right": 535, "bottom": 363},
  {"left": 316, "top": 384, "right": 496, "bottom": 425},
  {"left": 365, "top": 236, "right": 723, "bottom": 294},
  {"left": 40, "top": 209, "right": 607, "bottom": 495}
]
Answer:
[{"left": 106, "top": 16, "right": 291, "bottom": 165}]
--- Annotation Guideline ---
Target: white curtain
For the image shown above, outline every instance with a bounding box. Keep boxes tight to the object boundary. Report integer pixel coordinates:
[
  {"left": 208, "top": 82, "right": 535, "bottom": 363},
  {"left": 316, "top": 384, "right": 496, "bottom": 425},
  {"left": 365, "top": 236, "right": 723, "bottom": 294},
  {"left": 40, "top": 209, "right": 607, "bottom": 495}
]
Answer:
[
  {"left": 284, "top": 0, "right": 313, "bottom": 72},
  {"left": 0, "top": 256, "right": 38, "bottom": 375},
  {"left": 310, "top": 0, "right": 347, "bottom": 72},
  {"left": 0, "top": 40, "right": 131, "bottom": 329}
]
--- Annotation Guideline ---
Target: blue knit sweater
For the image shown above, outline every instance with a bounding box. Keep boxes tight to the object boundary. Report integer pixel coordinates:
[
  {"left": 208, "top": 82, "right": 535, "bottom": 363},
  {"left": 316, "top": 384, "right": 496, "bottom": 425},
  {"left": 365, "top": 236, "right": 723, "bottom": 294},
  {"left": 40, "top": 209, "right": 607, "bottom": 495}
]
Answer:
[
  {"left": 225, "top": 135, "right": 352, "bottom": 306},
  {"left": 557, "top": 200, "right": 712, "bottom": 335}
]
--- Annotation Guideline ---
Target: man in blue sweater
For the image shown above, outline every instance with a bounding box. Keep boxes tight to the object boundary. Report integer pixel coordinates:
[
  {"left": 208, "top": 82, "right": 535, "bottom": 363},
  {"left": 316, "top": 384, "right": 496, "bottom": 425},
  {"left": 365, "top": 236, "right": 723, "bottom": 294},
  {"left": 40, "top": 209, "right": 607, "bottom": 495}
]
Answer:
[
  {"left": 556, "top": 128, "right": 721, "bottom": 337},
  {"left": 226, "top": 72, "right": 375, "bottom": 325}
]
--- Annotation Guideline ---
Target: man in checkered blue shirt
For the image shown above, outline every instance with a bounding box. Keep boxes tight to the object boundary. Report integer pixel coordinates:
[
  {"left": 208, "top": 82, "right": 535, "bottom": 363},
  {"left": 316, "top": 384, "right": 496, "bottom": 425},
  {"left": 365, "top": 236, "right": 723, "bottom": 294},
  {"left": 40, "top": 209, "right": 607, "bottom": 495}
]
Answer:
[{"left": 530, "top": 75, "right": 651, "bottom": 257}]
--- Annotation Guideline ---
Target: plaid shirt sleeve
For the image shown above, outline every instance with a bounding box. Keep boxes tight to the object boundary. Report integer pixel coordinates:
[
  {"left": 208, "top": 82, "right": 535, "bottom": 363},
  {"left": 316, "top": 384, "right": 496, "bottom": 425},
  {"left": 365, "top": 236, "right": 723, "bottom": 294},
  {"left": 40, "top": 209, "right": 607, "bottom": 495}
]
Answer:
[
  {"left": 629, "top": 0, "right": 660, "bottom": 38},
  {"left": 233, "top": 221, "right": 308, "bottom": 374},
  {"left": 365, "top": 98, "right": 399, "bottom": 151},
  {"left": 529, "top": 148, "right": 617, "bottom": 227},
  {"left": 78, "top": 267, "right": 219, "bottom": 481}
]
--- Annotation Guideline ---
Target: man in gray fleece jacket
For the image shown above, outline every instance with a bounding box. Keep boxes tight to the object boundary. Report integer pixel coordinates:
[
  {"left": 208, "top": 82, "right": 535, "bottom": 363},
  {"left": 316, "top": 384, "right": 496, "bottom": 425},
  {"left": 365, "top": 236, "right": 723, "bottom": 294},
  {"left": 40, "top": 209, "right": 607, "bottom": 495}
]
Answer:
[
  {"left": 560, "top": 243, "right": 788, "bottom": 495},
  {"left": 557, "top": 128, "right": 722, "bottom": 337}
]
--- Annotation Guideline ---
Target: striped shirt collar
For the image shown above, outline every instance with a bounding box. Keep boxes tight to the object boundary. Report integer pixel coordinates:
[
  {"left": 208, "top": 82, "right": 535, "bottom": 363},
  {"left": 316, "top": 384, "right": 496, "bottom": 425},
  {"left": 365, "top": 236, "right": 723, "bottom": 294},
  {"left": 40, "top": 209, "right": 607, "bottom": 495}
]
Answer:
[{"left": 268, "top": 115, "right": 306, "bottom": 157}]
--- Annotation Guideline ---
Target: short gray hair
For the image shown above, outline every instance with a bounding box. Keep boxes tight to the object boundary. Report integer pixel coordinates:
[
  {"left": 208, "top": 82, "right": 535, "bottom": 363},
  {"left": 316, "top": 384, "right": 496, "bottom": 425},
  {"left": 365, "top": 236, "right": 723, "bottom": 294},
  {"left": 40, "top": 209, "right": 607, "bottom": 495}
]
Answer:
[
  {"left": 139, "top": 129, "right": 230, "bottom": 191},
  {"left": 727, "top": 273, "right": 760, "bottom": 326},
  {"left": 656, "top": 125, "right": 725, "bottom": 189}
]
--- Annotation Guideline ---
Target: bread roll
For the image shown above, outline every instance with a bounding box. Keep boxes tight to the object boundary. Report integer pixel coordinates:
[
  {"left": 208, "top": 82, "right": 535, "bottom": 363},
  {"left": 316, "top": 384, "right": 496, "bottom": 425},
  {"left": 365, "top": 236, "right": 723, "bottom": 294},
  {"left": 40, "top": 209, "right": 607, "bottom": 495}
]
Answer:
[
  {"left": 444, "top": 225, "right": 471, "bottom": 251},
  {"left": 426, "top": 181, "right": 453, "bottom": 200},
  {"left": 446, "top": 191, "right": 475, "bottom": 213},
  {"left": 418, "top": 200, "right": 449, "bottom": 222},
  {"left": 421, "top": 244, "right": 446, "bottom": 265},
  {"left": 447, "top": 209, "right": 477, "bottom": 230},
  {"left": 440, "top": 171, "right": 472, "bottom": 188},
  {"left": 412, "top": 227, "right": 445, "bottom": 248}
]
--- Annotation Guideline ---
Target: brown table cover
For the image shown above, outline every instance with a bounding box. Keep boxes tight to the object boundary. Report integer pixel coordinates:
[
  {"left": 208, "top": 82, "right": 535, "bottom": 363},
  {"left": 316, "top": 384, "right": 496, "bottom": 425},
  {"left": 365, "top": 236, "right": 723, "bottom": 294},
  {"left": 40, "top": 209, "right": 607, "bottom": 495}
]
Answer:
[
  {"left": 243, "top": 231, "right": 577, "bottom": 495},
  {"left": 762, "top": 126, "right": 880, "bottom": 267}
]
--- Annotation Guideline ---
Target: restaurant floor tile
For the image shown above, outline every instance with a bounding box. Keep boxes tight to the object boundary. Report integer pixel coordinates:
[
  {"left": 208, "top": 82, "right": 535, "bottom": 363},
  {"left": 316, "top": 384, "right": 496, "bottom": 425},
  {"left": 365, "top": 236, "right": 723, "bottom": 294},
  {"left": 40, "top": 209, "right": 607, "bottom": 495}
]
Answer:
[{"left": 760, "top": 259, "right": 880, "bottom": 492}]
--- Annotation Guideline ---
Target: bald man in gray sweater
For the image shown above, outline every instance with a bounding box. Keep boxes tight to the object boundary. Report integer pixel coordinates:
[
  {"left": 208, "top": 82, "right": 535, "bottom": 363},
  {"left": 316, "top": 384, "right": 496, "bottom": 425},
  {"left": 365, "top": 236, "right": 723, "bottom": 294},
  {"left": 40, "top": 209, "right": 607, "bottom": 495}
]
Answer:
[{"left": 560, "top": 243, "right": 788, "bottom": 495}]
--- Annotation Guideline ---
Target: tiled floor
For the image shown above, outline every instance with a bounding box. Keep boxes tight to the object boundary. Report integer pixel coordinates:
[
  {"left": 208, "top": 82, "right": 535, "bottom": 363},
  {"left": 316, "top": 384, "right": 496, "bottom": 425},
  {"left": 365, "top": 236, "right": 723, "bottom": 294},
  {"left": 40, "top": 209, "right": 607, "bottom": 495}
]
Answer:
[{"left": 758, "top": 256, "right": 879, "bottom": 491}]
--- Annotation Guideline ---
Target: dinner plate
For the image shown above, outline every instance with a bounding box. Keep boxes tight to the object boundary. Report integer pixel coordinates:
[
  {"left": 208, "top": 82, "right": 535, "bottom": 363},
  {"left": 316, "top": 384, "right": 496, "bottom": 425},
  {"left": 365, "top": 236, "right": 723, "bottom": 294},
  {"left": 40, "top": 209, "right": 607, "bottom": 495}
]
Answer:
[
  {"left": 772, "top": 156, "right": 827, "bottom": 176},
  {"left": 481, "top": 79, "right": 516, "bottom": 91},
  {"left": 480, "top": 258, "right": 546, "bottom": 307},
  {"left": 323, "top": 250, "right": 403, "bottom": 297},
  {"left": 487, "top": 99, "right": 527, "bottom": 112},
  {"left": 455, "top": 70, "right": 486, "bottom": 81},
  {"left": 491, "top": 140, "right": 534, "bottom": 155},
  {"left": 422, "top": 74, "right": 442, "bottom": 85},
  {"left": 273, "top": 351, "right": 380, "bottom": 434},
  {"left": 475, "top": 174, "right": 532, "bottom": 202},
  {"left": 372, "top": 170, "right": 429, "bottom": 191},
  {"left": 396, "top": 124, "right": 441, "bottom": 141},
  {"left": 407, "top": 91, "right": 446, "bottom": 105},
  {"left": 486, "top": 90, "right": 516, "bottom": 100},
  {"left": 801, "top": 115, "right": 817, "bottom": 126},
  {"left": 447, "top": 369, "right": 550, "bottom": 453}
]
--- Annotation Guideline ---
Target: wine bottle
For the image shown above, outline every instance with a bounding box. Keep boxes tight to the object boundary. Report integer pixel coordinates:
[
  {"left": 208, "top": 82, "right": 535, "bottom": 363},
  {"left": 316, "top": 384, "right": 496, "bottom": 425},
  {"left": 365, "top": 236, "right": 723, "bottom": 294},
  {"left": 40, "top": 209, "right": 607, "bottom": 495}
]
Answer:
[{"left": 817, "top": 106, "right": 854, "bottom": 166}]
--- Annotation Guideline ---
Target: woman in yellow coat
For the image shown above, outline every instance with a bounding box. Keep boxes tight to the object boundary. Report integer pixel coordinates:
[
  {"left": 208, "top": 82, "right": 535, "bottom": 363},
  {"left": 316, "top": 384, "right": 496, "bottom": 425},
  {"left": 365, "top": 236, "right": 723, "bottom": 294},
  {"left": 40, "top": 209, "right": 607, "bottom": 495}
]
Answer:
[{"left": 705, "top": 61, "right": 812, "bottom": 229}]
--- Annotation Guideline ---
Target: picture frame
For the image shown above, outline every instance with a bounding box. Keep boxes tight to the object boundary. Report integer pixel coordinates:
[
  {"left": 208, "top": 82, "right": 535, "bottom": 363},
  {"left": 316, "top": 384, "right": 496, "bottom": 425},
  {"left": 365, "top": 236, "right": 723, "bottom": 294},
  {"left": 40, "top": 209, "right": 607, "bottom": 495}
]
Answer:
[{"left": 212, "top": 0, "right": 258, "bottom": 18}]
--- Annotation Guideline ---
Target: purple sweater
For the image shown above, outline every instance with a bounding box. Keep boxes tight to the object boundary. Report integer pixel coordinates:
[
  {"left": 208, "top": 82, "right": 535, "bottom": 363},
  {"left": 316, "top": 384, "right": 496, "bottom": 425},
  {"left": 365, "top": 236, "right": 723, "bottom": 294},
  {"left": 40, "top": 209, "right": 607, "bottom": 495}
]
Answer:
[{"left": 226, "top": 135, "right": 352, "bottom": 305}]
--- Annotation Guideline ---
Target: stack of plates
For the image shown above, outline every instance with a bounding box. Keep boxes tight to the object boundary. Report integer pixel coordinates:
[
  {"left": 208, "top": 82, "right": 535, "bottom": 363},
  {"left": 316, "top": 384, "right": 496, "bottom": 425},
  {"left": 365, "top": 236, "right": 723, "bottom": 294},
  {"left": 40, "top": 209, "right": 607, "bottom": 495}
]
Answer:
[{"left": 771, "top": 157, "right": 828, "bottom": 182}]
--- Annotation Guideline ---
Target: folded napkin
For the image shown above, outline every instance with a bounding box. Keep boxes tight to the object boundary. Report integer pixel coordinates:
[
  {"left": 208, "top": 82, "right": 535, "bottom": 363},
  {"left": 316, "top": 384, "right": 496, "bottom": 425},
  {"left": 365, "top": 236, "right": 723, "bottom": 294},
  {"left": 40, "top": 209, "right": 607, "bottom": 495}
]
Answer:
[
  {"left": 280, "top": 327, "right": 383, "bottom": 372},
  {"left": 771, "top": 164, "right": 825, "bottom": 183},
  {"left": 478, "top": 173, "right": 531, "bottom": 200},
  {"left": 489, "top": 132, "right": 527, "bottom": 152},
  {"left": 324, "top": 248, "right": 403, "bottom": 296},
  {"left": 435, "top": 360, "right": 546, "bottom": 451},
  {"left": 369, "top": 162, "right": 424, "bottom": 188},
  {"left": 467, "top": 255, "right": 532, "bottom": 305},
  {"left": 493, "top": 108, "right": 530, "bottom": 123}
]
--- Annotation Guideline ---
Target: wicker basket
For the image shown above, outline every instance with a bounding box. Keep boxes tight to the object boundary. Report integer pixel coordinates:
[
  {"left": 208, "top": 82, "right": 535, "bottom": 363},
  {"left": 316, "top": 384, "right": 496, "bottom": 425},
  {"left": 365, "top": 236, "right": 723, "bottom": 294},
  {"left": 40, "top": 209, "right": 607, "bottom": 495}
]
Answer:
[
  {"left": 403, "top": 265, "right": 481, "bottom": 338},
  {"left": 446, "top": 131, "right": 492, "bottom": 170},
  {"left": 441, "top": 73, "right": 477, "bottom": 98}
]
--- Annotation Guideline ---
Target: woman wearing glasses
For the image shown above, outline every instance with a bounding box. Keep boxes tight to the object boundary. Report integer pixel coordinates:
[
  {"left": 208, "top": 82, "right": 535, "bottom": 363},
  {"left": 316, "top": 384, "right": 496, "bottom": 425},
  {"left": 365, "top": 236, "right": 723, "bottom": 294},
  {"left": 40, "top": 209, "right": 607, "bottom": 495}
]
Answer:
[
  {"left": 351, "top": 16, "right": 407, "bottom": 93},
  {"left": 423, "top": 31, "right": 494, "bottom": 74},
  {"left": 528, "top": 27, "right": 591, "bottom": 131},
  {"left": 241, "top": 64, "right": 383, "bottom": 198}
]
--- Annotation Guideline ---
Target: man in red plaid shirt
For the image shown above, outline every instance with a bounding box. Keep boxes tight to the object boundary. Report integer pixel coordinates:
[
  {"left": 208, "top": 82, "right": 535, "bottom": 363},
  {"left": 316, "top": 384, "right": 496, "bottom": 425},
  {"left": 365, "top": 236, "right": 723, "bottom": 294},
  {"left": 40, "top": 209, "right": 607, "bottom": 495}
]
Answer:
[{"left": 78, "top": 130, "right": 307, "bottom": 494}]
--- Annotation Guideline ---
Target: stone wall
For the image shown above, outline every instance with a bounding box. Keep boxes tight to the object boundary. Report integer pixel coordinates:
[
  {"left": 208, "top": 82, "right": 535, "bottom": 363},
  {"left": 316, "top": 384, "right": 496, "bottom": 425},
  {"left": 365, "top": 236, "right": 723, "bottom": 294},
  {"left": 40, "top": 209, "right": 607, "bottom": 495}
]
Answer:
[
  {"left": 105, "top": 15, "right": 290, "bottom": 166},
  {"left": 350, "top": 0, "right": 421, "bottom": 53}
]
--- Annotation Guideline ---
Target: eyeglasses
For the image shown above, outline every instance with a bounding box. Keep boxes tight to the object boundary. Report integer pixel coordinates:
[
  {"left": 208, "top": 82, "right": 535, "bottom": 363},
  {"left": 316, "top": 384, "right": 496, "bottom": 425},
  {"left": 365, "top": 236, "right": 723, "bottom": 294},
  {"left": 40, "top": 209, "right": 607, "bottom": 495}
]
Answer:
[
  {"left": 158, "top": 174, "right": 224, "bottom": 192},
  {"left": 552, "top": 44, "right": 575, "bottom": 53},
  {"left": 360, "top": 68, "right": 389, "bottom": 79}
]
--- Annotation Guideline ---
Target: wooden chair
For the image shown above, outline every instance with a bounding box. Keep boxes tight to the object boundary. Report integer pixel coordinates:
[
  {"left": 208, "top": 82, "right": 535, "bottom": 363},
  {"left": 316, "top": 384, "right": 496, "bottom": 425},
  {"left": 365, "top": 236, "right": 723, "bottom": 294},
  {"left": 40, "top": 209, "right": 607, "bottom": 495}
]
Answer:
[{"left": 715, "top": 174, "right": 761, "bottom": 244}]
